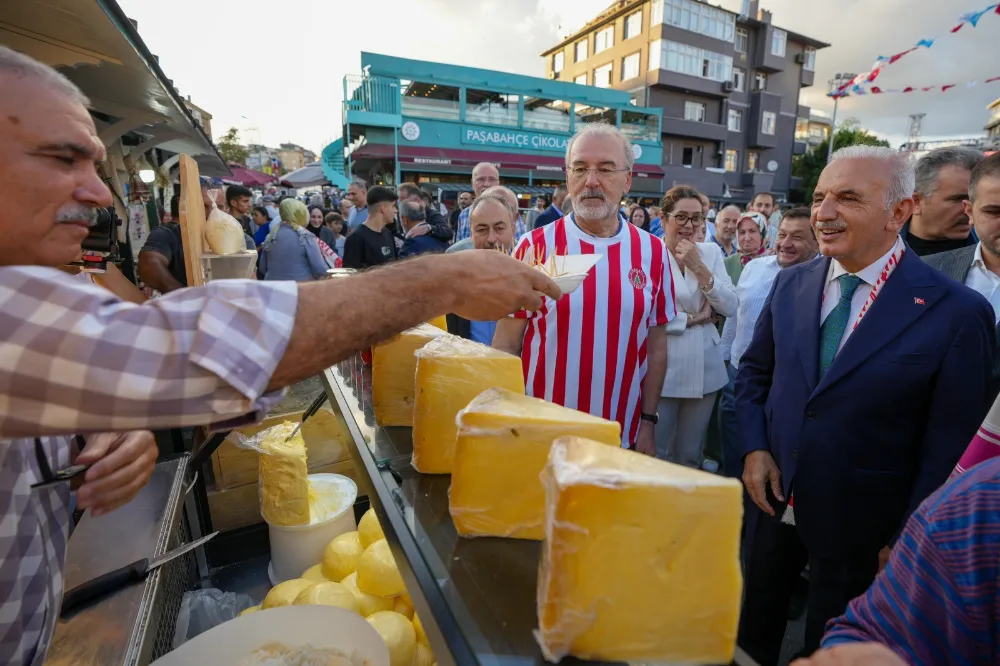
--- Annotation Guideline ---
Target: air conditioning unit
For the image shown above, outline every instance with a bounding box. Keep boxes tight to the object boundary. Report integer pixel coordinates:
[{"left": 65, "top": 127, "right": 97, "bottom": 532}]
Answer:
[
  {"left": 722, "top": 81, "right": 736, "bottom": 93},
  {"left": 794, "top": 53, "right": 807, "bottom": 64}
]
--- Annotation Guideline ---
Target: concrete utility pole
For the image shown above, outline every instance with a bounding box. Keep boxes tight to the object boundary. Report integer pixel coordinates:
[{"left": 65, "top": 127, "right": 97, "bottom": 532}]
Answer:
[{"left": 826, "top": 72, "right": 857, "bottom": 163}]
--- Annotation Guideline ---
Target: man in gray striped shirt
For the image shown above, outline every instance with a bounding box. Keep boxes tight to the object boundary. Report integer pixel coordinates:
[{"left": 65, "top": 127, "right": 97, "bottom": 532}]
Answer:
[{"left": 717, "top": 208, "right": 819, "bottom": 478}]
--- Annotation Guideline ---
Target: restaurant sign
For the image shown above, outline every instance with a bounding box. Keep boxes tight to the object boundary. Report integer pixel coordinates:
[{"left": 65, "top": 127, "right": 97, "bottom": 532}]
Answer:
[{"left": 461, "top": 126, "right": 569, "bottom": 153}]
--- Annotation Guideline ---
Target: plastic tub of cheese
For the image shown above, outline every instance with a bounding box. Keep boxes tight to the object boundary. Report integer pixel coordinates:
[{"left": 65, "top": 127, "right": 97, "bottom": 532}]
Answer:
[
  {"left": 266, "top": 473, "right": 358, "bottom": 584},
  {"left": 151, "top": 605, "right": 389, "bottom": 666}
]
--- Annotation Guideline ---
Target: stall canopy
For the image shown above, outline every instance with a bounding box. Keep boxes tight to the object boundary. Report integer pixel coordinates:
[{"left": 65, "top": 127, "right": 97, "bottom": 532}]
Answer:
[
  {"left": 226, "top": 163, "right": 278, "bottom": 187},
  {"left": 280, "top": 162, "right": 330, "bottom": 188},
  {"left": 0, "top": 0, "right": 229, "bottom": 176}
]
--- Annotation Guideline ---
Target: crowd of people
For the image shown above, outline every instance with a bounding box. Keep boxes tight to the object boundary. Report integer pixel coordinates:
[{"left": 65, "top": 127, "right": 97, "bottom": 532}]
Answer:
[{"left": 7, "top": 43, "right": 1000, "bottom": 666}]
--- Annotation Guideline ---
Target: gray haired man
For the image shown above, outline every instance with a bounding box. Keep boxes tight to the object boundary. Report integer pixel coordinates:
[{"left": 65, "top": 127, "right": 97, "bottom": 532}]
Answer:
[
  {"left": 901, "top": 146, "right": 984, "bottom": 256},
  {"left": 399, "top": 200, "right": 448, "bottom": 257}
]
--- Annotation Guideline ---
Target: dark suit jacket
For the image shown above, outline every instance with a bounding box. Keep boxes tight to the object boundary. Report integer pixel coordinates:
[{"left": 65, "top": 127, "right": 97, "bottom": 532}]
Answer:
[
  {"left": 736, "top": 250, "right": 995, "bottom": 558},
  {"left": 533, "top": 205, "right": 563, "bottom": 229},
  {"left": 924, "top": 245, "right": 1000, "bottom": 401}
]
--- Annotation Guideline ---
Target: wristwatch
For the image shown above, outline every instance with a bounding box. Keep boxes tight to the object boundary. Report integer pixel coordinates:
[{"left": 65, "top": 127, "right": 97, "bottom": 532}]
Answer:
[{"left": 640, "top": 412, "right": 658, "bottom": 425}]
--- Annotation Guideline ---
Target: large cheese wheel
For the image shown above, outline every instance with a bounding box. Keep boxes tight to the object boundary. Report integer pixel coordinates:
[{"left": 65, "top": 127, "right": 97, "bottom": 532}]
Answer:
[
  {"left": 357, "top": 539, "right": 404, "bottom": 598},
  {"left": 301, "top": 564, "right": 330, "bottom": 583},
  {"left": 238, "top": 604, "right": 261, "bottom": 617},
  {"left": 366, "top": 611, "right": 416, "bottom": 666},
  {"left": 393, "top": 596, "right": 414, "bottom": 620},
  {"left": 341, "top": 571, "right": 394, "bottom": 617},
  {"left": 262, "top": 579, "right": 314, "bottom": 609},
  {"left": 358, "top": 509, "right": 385, "bottom": 548},
  {"left": 293, "top": 581, "right": 360, "bottom": 614},
  {"left": 322, "top": 531, "right": 365, "bottom": 582}
]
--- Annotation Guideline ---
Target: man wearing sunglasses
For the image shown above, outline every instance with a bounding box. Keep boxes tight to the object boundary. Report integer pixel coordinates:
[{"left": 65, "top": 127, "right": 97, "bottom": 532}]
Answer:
[{"left": 0, "top": 47, "right": 561, "bottom": 666}]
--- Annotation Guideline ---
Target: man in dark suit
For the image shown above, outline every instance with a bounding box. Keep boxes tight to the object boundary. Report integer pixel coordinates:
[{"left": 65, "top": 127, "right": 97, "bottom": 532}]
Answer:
[
  {"left": 533, "top": 184, "right": 569, "bottom": 228},
  {"left": 924, "top": 152, "right": 1000, "bottom": 401},
  {"left": 735, "top": 146, "right": 995, "bottom": 665}
]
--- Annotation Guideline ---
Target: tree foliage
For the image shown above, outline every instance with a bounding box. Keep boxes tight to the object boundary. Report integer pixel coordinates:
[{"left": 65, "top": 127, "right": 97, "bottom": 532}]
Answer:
[
  {"left": 217, "top": 127, "right": 249, "bottom": 165},
  {"left": 791, "top": 118, "right": 890, "bottom": 202}
]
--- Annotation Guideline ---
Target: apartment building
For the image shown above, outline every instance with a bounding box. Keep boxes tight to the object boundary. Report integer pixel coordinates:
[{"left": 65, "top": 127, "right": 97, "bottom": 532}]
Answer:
[
  {"left": 796, "top": 109, "right": 831, "bottom": 148},
  {"left": 542, "top": 0, "right": 829, "bottom": 203},
  {"left": 987, "top": 97, "right": 1000, "bottom": 140}
]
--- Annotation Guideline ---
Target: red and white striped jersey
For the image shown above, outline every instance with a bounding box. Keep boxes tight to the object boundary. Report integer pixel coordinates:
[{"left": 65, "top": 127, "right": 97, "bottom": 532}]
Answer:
[{"left": 513, "top": 214, "right": 676, "bottom": 446}]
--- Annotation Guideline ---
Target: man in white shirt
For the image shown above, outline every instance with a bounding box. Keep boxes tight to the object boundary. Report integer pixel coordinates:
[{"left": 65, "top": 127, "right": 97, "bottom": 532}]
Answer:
[
  {"left": 925, "top": 151, "right": 1000, "bottom": 399},
  {"left": 717, "top": 208, "right": 818, "bottom": 478},
  {"left": 346, "top": 180, "right": 368, "bottom": 230}
]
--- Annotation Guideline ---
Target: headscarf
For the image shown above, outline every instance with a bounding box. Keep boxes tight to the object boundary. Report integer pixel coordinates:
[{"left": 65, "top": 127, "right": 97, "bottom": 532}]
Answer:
[
  {"left": 265, "top": 198, "right": 309, "bottom": 246},
  {"left": 737, "top": 212, "right": 772, "bottom": 266}
]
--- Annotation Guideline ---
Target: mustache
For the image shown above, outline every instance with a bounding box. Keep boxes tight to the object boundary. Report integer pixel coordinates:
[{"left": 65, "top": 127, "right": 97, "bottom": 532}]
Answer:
[
  {"left": 577, "top": 189, "right": 607, "bottom": 201},
  {"left": 814, "top": 221, "right": 847, "bottom": 233},
  {"left": 56, "top": 205, "right": 99, "bottom": 226}
]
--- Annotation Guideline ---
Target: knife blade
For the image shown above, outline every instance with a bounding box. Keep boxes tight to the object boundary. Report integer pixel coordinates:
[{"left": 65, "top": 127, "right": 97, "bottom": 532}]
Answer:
[{"left": 61, "top": 531, "right": 218, "bottom": 617}]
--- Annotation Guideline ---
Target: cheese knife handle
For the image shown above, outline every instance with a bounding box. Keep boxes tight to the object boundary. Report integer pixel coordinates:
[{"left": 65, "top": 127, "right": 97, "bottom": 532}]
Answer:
[{"left": 61, "top": 558, "right": 149, "bottom": 617}]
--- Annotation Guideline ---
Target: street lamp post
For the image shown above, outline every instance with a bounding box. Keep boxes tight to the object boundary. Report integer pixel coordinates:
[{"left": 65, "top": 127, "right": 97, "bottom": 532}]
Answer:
[{"left": 826, "top": 72, "right": 856, "bottom": 163}]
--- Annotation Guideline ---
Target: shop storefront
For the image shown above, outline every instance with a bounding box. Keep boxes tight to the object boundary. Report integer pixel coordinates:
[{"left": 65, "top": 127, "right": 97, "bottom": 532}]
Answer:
[{"left": 334, "top": 52, "right": 665, "bottom": 209}]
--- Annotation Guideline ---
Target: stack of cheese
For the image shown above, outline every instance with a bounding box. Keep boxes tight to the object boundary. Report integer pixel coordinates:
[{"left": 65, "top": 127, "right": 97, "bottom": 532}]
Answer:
[
  {"left": 243, "top": 508, "right": 437, "bottom": 666},
  {"left": 411, "top": 336, "right": 524, "bottom": 474},
  {"left": 535, "top": 437, "right": 744, "bottom": 664},
  {"left": 372, "top": 325, "right": 449, "bottom": 427}
]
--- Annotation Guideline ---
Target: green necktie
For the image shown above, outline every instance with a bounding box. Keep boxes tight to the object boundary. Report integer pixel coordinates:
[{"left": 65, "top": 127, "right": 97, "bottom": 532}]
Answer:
[{"left": 819, "top": 274, "right": 864, "bottom": 378}]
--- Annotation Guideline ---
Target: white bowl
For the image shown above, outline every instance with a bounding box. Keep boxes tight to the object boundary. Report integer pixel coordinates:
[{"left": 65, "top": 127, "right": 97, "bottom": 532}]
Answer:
[{"left": 152, "top": 606, "right": 389, "bottom": 666}]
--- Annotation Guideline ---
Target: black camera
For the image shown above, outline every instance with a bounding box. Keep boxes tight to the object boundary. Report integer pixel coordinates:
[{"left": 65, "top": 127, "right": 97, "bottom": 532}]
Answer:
[{"left": 77, "top": 206, "right": 123, "bottom": 272}]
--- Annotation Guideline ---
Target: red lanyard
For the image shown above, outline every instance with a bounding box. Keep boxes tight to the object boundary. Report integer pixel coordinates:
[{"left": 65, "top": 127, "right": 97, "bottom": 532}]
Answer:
[{"left": 851, "top": 244, "right": 905, "bottom": 331}]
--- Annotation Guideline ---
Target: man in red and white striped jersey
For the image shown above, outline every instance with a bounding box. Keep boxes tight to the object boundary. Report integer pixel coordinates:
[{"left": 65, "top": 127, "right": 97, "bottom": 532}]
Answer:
[{"left": 493, "top": 124, "right": 674, "bottom": 454}]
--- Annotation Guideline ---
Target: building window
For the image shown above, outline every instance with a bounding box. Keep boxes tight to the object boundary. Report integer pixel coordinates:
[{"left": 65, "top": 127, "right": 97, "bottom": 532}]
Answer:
[
  {"left": 795, "top": 117, "right": 809, "bottom": 140},
  {"left": 682, "top": 146, "right": 695, "bottom": 166},
  {"left": 594, "top": 63, "right": 613, "bottom": 88},
  {"left": 466, "top": 90, "right": 520, "bottom": 127},
  {"left": 553, "top": 51, "right": 564, "bottom": 73},
  {"left": 748, "top": 151, "right": 759, "bottom": 171},
  {"left": 652, "top": 0, "right": 735, "bottom": 42},
  {"left": 595, "top": 26, "right": 614, "bottom": 53},
  {"left": 575, "top": 73, "right": 588, "bottom": 86},
  {"left": 735, "top": 27, "right": 748, "bottom": 53},
  {"left": 754, "top": 71, "right": 767, "bottom": 91},
  {"left": 771, "top": 28, "right": 787, "bottom": 57},
  {"left": 624, "top": 10, "right": 643, "bottom": 40},
  {"left": 725, "top": 149, "right": 739, "bottom": 172},
  {"left": 728, "top": 108, "right": 742, "bottom": 131},
  {"left": 684, "top": 101, "right": 706, "bottom": 122},
  {"left": 761, "top": 111, "right": 777, "bottom": 135},
  {"left": 803, "top": 46, "right": 816, "bottom": 71},
  {"left": 576, "top": 39, "right": 588, "bottom": 62},
  {"left": 622, "top": 52, "right": 641, "bottom": 81},
  {"left": 732, "top": 67, "right": 745, "bottom": 92},
  {"left": 653, "top": 40, "right": 733, "bottom": 82}
]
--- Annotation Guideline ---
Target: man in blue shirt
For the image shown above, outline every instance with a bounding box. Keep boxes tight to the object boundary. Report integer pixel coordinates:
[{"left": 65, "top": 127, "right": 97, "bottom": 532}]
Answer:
[{"left": 346, "top": 180, "right": 369, "bottom": 231}]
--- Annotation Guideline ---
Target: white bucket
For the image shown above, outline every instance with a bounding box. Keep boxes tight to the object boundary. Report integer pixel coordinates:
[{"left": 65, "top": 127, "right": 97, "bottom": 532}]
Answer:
[{"left": 266, "top": 473, "right": 358, "bottom": 584}]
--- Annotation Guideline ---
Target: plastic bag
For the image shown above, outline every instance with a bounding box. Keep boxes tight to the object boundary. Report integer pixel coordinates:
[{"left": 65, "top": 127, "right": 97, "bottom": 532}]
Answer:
[
  {"left": 204, "top": 193, "right": 248, "bottom": 255},
  {"left": 172, "top": 587, "right": 257, "bottom": 648},
  {"left": 232, "top": 422, "right": 311, "bottom": 527}
]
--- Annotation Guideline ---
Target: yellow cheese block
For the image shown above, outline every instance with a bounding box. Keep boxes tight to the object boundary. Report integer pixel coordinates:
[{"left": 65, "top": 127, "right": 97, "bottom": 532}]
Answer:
[
  {"left": 412, "top": 643, "right": 434, "bottom": 666},
  {"left": 372, "top": 324, "right": 450, "bottom": 427},
  {"left": 427, "top": 315, "right": 448, "bottom": 332},
  {"left": 341, "top": 571, "right": 395, "bottom": 617},
  {"left": 412, "top": 337, "right": 525, "bottom": 474},
  {"left": 301, "top": 564, "right": 329, "bottom": 583},
  {"left": 322, "top": 531, "right": 365, "bottom": 581},
  {"left": 393, "top": 596, "right": 414, "bottom": 620},
  {"left": 536, "top": 437, "right": 743, "bottom": 664},
  {"left": 412, "top": 613, "right": 429, "bottom": 647},
  {"left": 357, "top": 539, "right": 404, "bottom": 598},
  {"left": 262, "top": 579, "right": 315, "bottom": 609},
  {"left": 293, "top": 581, "right": 360, "bottom": 614},
  {"left": 259, "top": 422, "right": 310, "bottom": 526},
  {"left": 366, "top": 611, "right": 416, "bottom": 666},
  {"left": 450, "top": 389, "right": 621, "bottom": 540},
  {"left": 358, "top": 509, "right": 385, "bottom": 548}
]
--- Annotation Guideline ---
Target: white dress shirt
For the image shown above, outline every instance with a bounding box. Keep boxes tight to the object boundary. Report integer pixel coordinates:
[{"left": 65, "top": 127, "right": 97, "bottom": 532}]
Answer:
[
  {"left": 662, "top": 242, "right": 738, "bottom": 398},
  {"left": 721, "top": 255, "right": 782, "bottom": 369},
  {"left": 965, "top": 242, "right": 1000, "bottom": 323},
  {"left": 821, "top": 236, "right": 905, "bottom": 354}
]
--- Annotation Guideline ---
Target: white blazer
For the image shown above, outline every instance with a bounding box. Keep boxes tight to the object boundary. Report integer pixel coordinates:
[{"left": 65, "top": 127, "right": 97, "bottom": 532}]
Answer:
[{"left": 661, "top": 242, "right": 738, "bottom": 399}]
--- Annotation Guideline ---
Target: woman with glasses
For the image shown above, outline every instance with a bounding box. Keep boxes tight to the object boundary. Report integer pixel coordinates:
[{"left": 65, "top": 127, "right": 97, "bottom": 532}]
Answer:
[{"left": 655, "top": 186, "right": 738, "bottom": 468}]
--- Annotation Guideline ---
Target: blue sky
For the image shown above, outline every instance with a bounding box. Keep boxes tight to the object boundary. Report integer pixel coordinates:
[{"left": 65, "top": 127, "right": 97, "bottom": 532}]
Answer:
[{"left": 116, "top": 0, "right": 998, "bottom": 153}]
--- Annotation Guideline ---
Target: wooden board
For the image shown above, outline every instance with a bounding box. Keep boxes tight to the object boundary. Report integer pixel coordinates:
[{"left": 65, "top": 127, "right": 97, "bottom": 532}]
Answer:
[
  {"left": 207, "top": 458, "right": 360, "bottom": 533},
  {"left": 210, "top": 406, "right": 355, "bottom": 490},
  {"left": 178, "top": 154, "right": 206, "bottom": 287}
]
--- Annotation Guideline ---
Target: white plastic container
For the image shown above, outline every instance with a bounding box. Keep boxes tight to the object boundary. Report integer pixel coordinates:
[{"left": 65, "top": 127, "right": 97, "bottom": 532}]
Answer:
[
  {"left": 151, "top": 605, "right": 389, "bottom": 666},
  {"left": 266, "top": 473, "right": 358, "bottom": 584}
]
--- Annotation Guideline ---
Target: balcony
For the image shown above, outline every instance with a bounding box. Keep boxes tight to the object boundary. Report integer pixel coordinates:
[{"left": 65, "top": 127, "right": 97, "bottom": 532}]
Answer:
[
  {"left": 649, "top": 69, "right": 730, "bottom": 99},
  {"left": 754, "top": 31, "right": 786, "bottom": 73},
  {"left": 747, "top": 90, "right": 782, "bottom": 149},
  {"left": 797, "top": 104, "right": 810, "bottom": 118},
  {"left": 661, "top": 116, "right": 729, "bottom": 142},
  {"left": 343, "top": 74, "right": 402, "bottom": 129},
  {"left": 741, "top": 170, "right": 776, "bottom": 190},
  {"left": 793, "top": 140, "right": 808, "bottom": 155},
  {"left": 800, "top": 68, "right": 815, "bottom": 88}
]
